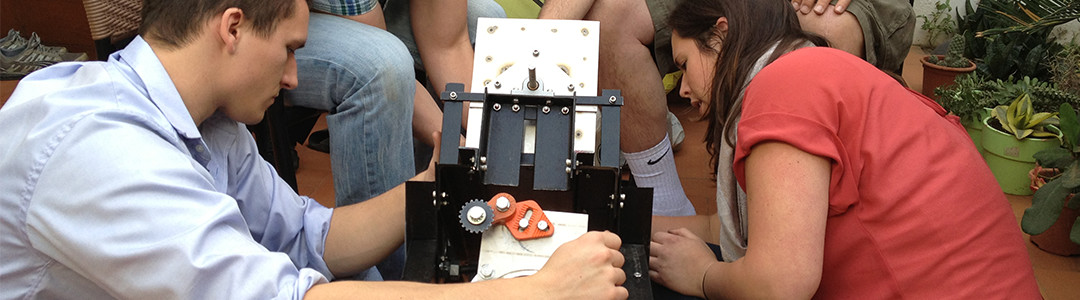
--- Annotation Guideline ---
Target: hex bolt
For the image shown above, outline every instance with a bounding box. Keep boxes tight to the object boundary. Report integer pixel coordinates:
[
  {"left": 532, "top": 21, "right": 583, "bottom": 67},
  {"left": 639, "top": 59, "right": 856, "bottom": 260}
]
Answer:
[
  {"left": 480, "top": 156, "right": 487, "bottom": 164},
  {"left": 518, "top": 218, "right": 529, "bottom": 230},
  {"left": 565, "top": 159, "right": 572, "bottom": 166},
  {"left": 496, "top": 196, "right": 510, "bottom": 212},
  {"left": 538, "top": 220, "right": 549, "bottom": 231},
  {"left": 565, "top": 167, "right": 572, "bottom": 174},
  {"left": 442, "top": 192, "right": 450, "bottom": 198},
  {"left": 494, "top": 81, "right": 502, "bottom": 89},
  {"left": 480, "top": 264, "right": 494, "bottom": 278},
  {"left": 532, "top": 50, "right": 540, "bottom": 57},
  {"left": 487, "top": 26, "right": 497, "bottom": 34},
  {"left": 485, "top": 56, "right": 493, "bottom": 62},
  {"left": 561, "top": 107, "right": 570, "bottom": 115},
  {"left": 619, "top": 194, "right": 626, "bottom": 201},
  {"left": 512, "top": 104, "right": 521, "bottom": 112},
  {"left": 467, "top": 206, "right": 487, "bottom": 225},
  {"left": 449, "top": 91, "right": 458, "bottom": 100},
  {"left": 609, "top": 95, "right": 617, "bottom": 103},
  {"left": 568, "top": 84, "right": 575, "bottom": 92},
  {"left": 633, "top": 272, "right": 642, "bottom": 278},
  {"left": 493, "top": 103, "right": 501, "bottom": 111},
  {"left": 542, "top": 106, "right": 551, "bottom": 114}
]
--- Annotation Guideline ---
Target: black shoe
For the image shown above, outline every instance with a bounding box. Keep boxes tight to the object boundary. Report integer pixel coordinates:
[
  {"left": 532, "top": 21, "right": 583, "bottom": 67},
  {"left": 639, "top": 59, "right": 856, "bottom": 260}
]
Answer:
[{"left": 306, "top": 129, "right": 330, "bottom": 153}]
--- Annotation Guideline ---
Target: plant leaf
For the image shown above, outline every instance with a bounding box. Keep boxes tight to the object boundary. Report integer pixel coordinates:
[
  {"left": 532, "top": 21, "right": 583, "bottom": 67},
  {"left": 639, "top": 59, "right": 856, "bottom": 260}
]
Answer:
[
  {"left": 1062, "top": 160, "right": 1080, "bottom": 189},
  {"left": 1060, "top": 103, "right": 1080, "bottom": 151},
  {"left": 1024, "top": 179, "right": 1069, "bottom": 235},
  {"left": 1035, "top": 147, "right": 1074, "bottom": 168}
]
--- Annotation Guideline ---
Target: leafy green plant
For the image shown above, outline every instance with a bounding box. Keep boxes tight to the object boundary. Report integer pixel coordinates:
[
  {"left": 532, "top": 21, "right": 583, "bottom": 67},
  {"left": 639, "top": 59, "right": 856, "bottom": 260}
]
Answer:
[
  {"left": 990, "top": 92, "right": 1059, "bottom": 139},
  {"left": 935, "top": 72, "right": 995, "bottom": 124},
  {"left": 918, "top": 0, "right": 957, "bottom": 52},
  {"left": 1050, "top": 38, "right": 1080, "bottom": 94},
  {"left": 1028, "top": 103, "right": 1080, "bottom": 245},
  {"left": 956, "top": 0, "right": 1072, "bottom": 82}
]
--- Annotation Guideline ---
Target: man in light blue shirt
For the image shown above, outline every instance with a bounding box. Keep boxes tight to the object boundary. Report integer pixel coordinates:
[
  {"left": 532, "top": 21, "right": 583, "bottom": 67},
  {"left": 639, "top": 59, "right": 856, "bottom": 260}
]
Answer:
[{"left": 0, "top": 0, "right": 628, "bottom": 298}]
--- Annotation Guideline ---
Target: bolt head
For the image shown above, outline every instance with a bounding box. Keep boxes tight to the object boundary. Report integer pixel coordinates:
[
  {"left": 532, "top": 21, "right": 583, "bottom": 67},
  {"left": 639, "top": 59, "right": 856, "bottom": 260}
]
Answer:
[
  {"left": 496, "top": 197, "right": 510, "bottom": 212},
  {"left": 467, "top": 206, "right": 486, "bottom": 225},
  {"left": 518, "top": 218, "right": 529, "bottom": 229},
  {"left": 512, "top": 104, "right": 521, "bottom": 112},
  {"left": 542, "top": 106, "right": 551, "bottom": 114},
  {"left": 493, "top": 103, "right": 501, "bottom": 111},
  {"left": 561, "top": 107, "right": 570, "bottom": 115},
  {"left": 538, "top": 220, "right": 549, "bottom": 231},
  {"left": 609, "top": 95, "right": 617, "bottom": 103}
]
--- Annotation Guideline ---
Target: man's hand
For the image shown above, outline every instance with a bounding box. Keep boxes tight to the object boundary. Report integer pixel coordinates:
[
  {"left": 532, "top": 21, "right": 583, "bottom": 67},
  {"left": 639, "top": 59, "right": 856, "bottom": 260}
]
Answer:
[
  {"left": 530, "top": 231, "right": 629, "bottom": 300},
  {"left": 649, "top": 228, "right": 718, "bottom": 298},
  {"left": 793, "top": 0, "right": 851, "bottom": 14}
]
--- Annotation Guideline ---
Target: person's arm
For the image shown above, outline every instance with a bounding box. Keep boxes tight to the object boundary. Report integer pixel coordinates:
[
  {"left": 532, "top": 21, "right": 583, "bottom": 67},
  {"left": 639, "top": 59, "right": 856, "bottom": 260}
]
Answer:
[
  {"left": 652, "top": 213, "right": 720, "bottom": 244},
  {"left": 650, "top": 142, "right": 829, "bottom": 298},
  {"left": 409, "top": 0, "right": 472, "bottom": 128},
  {"left": 308, "top": 231, "right": 628, "bottom": 299},
  {"left": 793, "top": 0, "right": 852, "bottom": 14}
]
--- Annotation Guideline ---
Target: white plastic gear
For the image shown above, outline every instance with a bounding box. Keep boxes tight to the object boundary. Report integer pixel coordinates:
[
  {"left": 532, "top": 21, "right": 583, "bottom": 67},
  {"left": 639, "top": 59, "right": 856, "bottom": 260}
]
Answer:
[{"left": 459, "top": 199, "right": 494, "bottom": 233}]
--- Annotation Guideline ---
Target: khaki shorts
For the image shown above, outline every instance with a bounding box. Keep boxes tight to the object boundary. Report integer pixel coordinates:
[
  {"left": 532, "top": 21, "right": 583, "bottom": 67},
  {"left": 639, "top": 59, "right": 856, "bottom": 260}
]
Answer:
[{"left": 646, "top": 0, "right": 914, "bottom": 73}]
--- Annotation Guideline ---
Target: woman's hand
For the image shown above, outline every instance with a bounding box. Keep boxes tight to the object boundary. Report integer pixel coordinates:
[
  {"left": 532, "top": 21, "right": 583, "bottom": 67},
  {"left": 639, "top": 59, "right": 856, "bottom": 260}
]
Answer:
[{"left": 649, "top": 228, "right": 719, "bottom": 298}]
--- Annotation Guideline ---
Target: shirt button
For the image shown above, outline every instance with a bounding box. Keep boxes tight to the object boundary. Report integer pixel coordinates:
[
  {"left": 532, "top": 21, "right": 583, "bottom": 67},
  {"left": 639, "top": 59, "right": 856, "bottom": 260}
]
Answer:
[{"left": 195, "top": 145, "right": 205, "bottom": 152}]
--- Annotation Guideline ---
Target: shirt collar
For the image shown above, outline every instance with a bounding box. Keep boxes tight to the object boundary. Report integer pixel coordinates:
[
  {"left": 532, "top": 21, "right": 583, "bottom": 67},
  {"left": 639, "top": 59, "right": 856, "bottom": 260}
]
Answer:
[{"left": 115, "top": 36, "right": 203, "bottom": 140}]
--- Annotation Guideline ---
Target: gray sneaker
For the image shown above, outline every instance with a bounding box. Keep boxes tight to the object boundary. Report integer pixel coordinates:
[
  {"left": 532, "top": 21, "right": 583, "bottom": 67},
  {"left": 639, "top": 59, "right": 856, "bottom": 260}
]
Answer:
[
  {"left": 0, "top": 54, "right": 53, "bottom": 80},
  {"left": 0, "top": 29, "right": 28, "bottom": 57}
]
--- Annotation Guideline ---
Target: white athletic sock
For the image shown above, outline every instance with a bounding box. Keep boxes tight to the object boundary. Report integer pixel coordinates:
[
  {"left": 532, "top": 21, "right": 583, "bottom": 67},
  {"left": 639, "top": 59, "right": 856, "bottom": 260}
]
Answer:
[{"left": 623, "top": 134, "right": 697, "bottom": 216}]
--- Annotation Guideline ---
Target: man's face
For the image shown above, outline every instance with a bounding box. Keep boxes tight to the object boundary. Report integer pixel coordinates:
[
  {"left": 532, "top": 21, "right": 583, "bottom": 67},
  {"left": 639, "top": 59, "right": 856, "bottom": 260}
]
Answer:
[{"left": 221, "top": 0, "right": 309, "bottom": 125}]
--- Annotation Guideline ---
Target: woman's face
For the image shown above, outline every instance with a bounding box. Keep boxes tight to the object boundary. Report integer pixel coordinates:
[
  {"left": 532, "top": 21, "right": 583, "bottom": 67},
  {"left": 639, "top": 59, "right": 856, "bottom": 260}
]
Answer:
[{"left": 672, "top": 31, "right": 719, "bottom": 117}]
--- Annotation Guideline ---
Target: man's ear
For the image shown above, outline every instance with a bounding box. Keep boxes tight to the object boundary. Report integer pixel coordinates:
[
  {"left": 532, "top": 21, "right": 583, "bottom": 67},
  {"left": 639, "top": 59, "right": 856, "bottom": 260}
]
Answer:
[{"left": 217, "top": 8, "right": 245, "bottom": 53}]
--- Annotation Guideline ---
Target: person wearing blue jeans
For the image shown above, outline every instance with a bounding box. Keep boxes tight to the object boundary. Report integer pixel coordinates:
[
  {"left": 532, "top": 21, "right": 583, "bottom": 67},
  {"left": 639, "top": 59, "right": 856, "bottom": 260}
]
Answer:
[{"left": 286, "top": 0, "right": 506, "bottom": 280}]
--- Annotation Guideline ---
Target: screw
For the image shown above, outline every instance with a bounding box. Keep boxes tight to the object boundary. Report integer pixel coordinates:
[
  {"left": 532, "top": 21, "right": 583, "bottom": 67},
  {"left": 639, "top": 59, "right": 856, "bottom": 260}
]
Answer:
[
  {"left": 480, "top": 165, "right": 488, "bottom": 171},
  {"left": 487, "top": 26, "right": 498, "bottom": 34},
  {"left": 619, "top": 194, "right": 626, "bottom": 201},
  {"left": 493, "top": 103, "right": 501, "bottom": 111},
  {"left": 542, "top": 106, "right": 551, "bottom": 114},
  {"left": 533, "top": 50, "right": 540, "bottom": 57},
  {"left": 480, "top": 264, "right": 494, "bottom": 278},
  {"left": 484, "top": 79, "right": 491, "bottom": 86},
  {"left": 568, "top": 84, "right": 575, "bottom": 92},
  {"left": 496, "top": 196, "right": 510, "bottom": 212},
  {"left": 467, "top": 206, "right": 487, "bottom": 225},
  {"left": 609, "top": 95, "right": 617, "bottom": 103},
  {"left": 566, "top": 167, "right": 572, "bottom": 174},
  {"left": 561, "top": 107, "right": 570, "bottom": 115},
  {"left": 633, "top": 272, "right": 642, "bottom": 278},
  {"left": 494, "top": 81, "right": 502, "bottom": 89},
  {"left": 480, "top": 156, "right": 487, "bottom": 164},
  {"left": 551, "top": 28, "right": 558, "bottom": 33},
  {"left": 538, "top": 220, "right": 549, "bottom": 231},
  {"left": 565, "top": 159, "right": 572, "bottom": 166},
  {"left": 485, "top": 56, "right": 493, "bottom": 62},
  {"left": 518, "top": 218, "right": 529, "bottom": 230},
  {"left": 512, "top": 104, "right": 520, "bottom": 112},
  {"left": 449, "top": 91, "right": 458, "bottom": 100},
  {"left": 620, "top": 202, "right": 625, "bottom": 208},
  {"left": 582, "top": 28, "right": 589, "bottom": 36},
  {"left": 443, "top": 192, "right": 450, "bottom": 198}
]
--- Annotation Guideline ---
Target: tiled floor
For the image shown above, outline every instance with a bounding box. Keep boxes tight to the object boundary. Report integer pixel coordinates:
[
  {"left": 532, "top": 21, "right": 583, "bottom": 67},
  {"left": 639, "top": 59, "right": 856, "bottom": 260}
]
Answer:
[{"left": 289, "top": 46, "right": 1080, "bottom": 298}]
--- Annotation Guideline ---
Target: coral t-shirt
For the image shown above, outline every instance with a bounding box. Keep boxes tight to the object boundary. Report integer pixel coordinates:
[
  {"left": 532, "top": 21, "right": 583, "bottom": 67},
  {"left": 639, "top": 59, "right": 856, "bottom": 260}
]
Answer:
[{"left": 732, "top": 47, "right": 1040, "bottom": 298}]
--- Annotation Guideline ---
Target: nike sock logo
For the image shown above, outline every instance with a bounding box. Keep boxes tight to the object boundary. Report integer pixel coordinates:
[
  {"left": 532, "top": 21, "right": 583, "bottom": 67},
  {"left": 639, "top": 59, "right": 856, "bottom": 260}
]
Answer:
[{"left": 647, "top": 148, "right": 669, "bottom": 165}]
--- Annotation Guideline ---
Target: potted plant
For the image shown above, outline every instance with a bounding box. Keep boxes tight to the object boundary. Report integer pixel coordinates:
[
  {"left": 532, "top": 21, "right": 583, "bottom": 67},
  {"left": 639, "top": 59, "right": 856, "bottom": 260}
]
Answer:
[
  {"left": 921, "top": 33, "right": 976, "bottom": 99},
  {"left": 1027, "top": 103, "right": 1080, "bottom": 255},
  {"left": 934, "top": 72, "right": 994, "bottom": 150},
  {"left": 981, "top": 92, "right": 1060, "bottom": 195},
  {"left": 916, "top": 0, "right": 956, "bottom": 53},
  {"left": 965, "top": 0, "right": 1076, "bottom": 82}
]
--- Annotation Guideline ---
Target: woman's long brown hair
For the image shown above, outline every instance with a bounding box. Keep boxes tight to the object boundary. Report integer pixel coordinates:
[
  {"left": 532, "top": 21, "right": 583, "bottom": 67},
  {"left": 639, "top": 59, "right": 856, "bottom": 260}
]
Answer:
[{"left": 667, "top": 0, "right": 827, "bottom": 176}]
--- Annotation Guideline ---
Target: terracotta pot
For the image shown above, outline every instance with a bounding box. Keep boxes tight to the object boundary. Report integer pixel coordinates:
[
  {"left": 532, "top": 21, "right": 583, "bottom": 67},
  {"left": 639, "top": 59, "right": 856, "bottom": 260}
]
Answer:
[
  {"left": 920, "top": 55, "right": 976, "bottom": 100},
  {"left": 1029, "top": 204, "right": 1080, "bottom": 256},
  {"left": 1027, "top": 167, "right": 1080, "bottom": 256}
]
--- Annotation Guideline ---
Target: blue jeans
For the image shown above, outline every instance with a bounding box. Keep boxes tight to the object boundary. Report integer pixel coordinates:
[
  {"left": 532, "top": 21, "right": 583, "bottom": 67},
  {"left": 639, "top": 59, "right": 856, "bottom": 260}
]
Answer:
[{"left": 286, "top": 13, "right": 416, "bottom": 208}]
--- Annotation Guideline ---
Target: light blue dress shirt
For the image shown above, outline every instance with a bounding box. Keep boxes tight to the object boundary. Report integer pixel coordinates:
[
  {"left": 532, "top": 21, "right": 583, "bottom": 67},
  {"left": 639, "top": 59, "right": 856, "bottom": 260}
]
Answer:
[{"left": 0, "top": 36, "right": 335, "bottom": 299}]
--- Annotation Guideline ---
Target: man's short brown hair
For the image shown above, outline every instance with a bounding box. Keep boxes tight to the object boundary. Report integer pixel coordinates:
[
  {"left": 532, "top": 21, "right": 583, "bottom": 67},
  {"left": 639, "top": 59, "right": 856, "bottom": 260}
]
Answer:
[{"left": 139, "top": 0, "right": 305, "bottom": 49}]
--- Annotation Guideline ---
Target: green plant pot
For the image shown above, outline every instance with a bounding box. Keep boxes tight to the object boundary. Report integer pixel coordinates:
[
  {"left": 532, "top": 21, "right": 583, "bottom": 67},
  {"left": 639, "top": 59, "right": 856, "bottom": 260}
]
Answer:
[
  {"left": 981, "top": 117, "right": 1061, "bottom": 195},
  {"left": 963, "top": 117, "right": 984, "bottom": 155}
]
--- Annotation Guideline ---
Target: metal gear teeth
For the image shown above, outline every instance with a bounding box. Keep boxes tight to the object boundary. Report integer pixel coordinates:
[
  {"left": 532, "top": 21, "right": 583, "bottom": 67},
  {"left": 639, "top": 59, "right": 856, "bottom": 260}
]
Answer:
[{"left": 459, "top": 199, "right": 494, "bottom": 234}]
